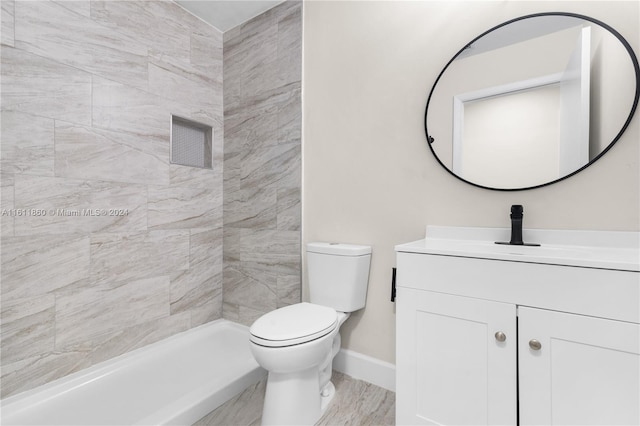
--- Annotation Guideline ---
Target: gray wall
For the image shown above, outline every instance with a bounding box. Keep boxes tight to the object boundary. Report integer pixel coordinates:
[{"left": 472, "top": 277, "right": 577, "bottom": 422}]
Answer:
[
  {"left": 222, "top": 1, "right": 302, "bottom": 326},
  {"left": 1, "top": 0, "right": 224, "bottom": 397}
]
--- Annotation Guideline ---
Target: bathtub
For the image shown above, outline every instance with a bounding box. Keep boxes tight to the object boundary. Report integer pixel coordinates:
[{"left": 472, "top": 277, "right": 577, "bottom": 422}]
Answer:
[{"left": 1, "top": 319, "right": 265, "bottom": 425}]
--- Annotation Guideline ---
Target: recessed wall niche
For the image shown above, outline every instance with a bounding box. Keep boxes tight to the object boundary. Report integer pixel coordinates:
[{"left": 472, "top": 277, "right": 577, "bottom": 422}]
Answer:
[{"left": 170, "top": 115, "right": 213, "bottom": 169}]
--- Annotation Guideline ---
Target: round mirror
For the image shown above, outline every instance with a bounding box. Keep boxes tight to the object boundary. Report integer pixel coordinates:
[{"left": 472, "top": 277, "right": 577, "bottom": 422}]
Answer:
[{"left": 425, "top": 12, "right": 639, "bottom": 191}]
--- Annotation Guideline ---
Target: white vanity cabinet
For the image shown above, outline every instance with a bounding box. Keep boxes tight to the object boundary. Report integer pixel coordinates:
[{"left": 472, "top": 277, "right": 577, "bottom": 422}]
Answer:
[
  {"left": 518, "top": 307, "right": 639, "bottom": 426},
  {"left": 396, "top": 288, "right": 517, "bottom": 425},
  {"left": 395, "top": 227, "right": 640, "bottom": 426}
]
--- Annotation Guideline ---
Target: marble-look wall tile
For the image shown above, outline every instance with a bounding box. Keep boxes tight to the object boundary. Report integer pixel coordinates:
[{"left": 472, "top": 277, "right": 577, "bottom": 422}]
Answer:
[
  {"left": 0, "top": 293, "right": 56, "bottom": 364},
  {"left": 191, "top": 228, "right": 223, "bottom": 269},
  {"left": 148, "top": 58, "right": 224, "bottom": 158},
  {"left": 89, "top": 312, "right": 191, "bottom": 365},
  {"left": 225, "top": 185, "right": 277, "bottom": 229},
  {"left": 191, "top": 30, "right": 223, "bottom": 76},
  {"left": 227, "top": 95, "right": 293, "bottom": 152},
  {"left": 190, "top": 296, "right": 223, "bottom": 327},
  {"left": 240, "top": 142, "right": 300, "bottom": 190},
  {"left": 148, "top": 185, "right": 223, "bottom": 230},
  {"left": 14, "top": 0, "right": 148, "bottom": 89},
  {"left": 239, "top": 230, "right": 282, "bottom": 272},
  {"left": 1, "top": 0, "right": 224, "bottom": 398},
  {"left": 54, "top": 121, "right": 170, "bottom": 186},
  {"left": 90, "top": 0, "right": 192, "bottom": 71},
  {"left": 77, "top": 2, "right": 223, "bottom": 156},
  {"left": 238, "top": 305, "right": 270, "bottom": 328},
  {"left": 148, "top": 55, "right": 223, "bottom": 124},
  {"left": 173, "top": 97, "right": 222, "bottom": 141},
  {"left": 222, "top": 152, "right": 242, "bottom": 224},
  {"left": 90, "top": 0, "right": 223, "bottom": 125},
  {"left": 1, "top": 233, "right": 90, "bottom": 301},
  {"left": 1, "top": 111, "right": 55, "bottom": 176},
  {"left": 170, "top": 268, "right": 222, "bottom": 320},
  {"left": 223, "top": 1, "right": 302, "bottom": 320},
  {"left": 237, "top": 259, "right": 278, "bottom": 293},
  {"left": 222, "top": 301, "right": 240, "bottom": 323},
  {"left": 277, "top": 2, "right": 303, "bottom": 87},
  {"left": 243, "top": 58, "right": 280, "bottom": 101},
  {"left": 224, "top": 99, "right": 279, "bottom": 153},
  {"left": 277, "top": 274, "right": 301, "bottom": 308},
  {"left": 92, "top": 76, "right": 167, "bottom": 139},
  {"left": 240, "top": 229, "right": 300, "bottom": 266},
  {"left": 55, "top": 276, "right": 171, "bottom": 349},
  {"left": 52, "top": 1, "right": 91, "bottom": 18},
  {"left": 148, "top": 61, "right": 218, "bottom": 111},
  {"left": 223, "top": 9, "right": 278, "bottom": 73},
  {"left": 223, "top": 264, "right": 276, "bottom": 315},
  {"left": 169, "top": 163, "right": 221, "bottom": 189},
  {"left": 170, "top": 228, "right": 223, "bottom": 320},
  {"left": 223, "top": 227, "right": 299, "bottom": 315},
  {"left": 90, "top": 230, "right": 190, "bottom": 285},
  {"left": 13, "top": 174, "right": 147, "bottom": 236},
  {"left": 224, "top": 301, "right": 276, "bottom": 328},
  {"left": 1, "top": 173, "right": 15, "bottom": 236},
  {"left": 1, "top": 348, "right": 91, "bottom": 398},
  {"left": 277, "top": 186, "right": 301, "bottom": 231},
  {"left": 223, "top": 226, "right": 242, "bottom": 266},
  {"left": 0, "top": 46, "right": 92, "bottom": 125},
  {"left": 278, "top": 82, "right": 302, "bottom": 145},
  {"left": 277, "top": 143, "right": 302, "bottom": 189},
  {"left": 1, "top": 0, "right": 14, "bottom": 47},
  {"left": 92, "top": 75, "right": 219, "bottom": 143}
]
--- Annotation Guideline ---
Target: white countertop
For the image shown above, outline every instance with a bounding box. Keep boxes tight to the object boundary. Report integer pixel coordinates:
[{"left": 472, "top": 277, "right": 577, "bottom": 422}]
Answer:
[{"left": 395, "top": 226, "right": 640, "bottom": 272}]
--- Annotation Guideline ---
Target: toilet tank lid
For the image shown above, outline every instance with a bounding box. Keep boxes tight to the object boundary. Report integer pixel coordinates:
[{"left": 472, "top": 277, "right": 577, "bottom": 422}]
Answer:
[{"left": 307, "top": 242, "right": 371, "bottom": 256}]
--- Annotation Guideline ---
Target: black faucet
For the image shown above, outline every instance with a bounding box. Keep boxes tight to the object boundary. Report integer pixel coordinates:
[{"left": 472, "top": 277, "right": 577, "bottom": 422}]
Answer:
[
  {"left": 509, "top": 205, "right": 524, "bottom": 245},
  {"left": 496, "top": 205, "right": 540, "bottom": 246}
]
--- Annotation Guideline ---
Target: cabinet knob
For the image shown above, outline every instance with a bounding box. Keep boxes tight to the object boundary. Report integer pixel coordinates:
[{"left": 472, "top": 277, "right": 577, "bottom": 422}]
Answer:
[
  {"left": 529, "top": 339, "right": 542, "bottom": 351},
  {"left": 494, "top": 331, "right": 506, "bottom": 342}
]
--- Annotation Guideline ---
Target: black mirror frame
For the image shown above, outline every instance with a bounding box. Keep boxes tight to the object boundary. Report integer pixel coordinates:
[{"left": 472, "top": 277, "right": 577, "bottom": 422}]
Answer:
[{"left": 424, "top": 12, "right": 640, "bottom": 191}]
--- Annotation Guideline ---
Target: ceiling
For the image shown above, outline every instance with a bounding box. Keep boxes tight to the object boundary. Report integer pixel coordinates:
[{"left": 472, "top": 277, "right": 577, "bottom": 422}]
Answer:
[
  {"left": 176, "top": 0, "right": 285, "bottom": 32},
  {"left": 458, "top": 15, "right": 584, "bottom": 59}
]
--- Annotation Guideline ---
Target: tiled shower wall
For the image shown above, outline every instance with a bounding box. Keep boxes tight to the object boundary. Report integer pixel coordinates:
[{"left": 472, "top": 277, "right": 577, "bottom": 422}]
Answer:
[
  {"left": 222, "top": 1, "right": 302, "bottom": 325},
  {"left": 0, "top": 1, "right": 224, "bottom": 397}
]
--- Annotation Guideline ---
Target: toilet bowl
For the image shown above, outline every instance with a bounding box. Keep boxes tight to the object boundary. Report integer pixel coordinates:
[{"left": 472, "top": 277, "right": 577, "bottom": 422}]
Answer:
[
  {"left": 249, "top": 242, "right": 372, "bottom": 425},
  {"left": 250, "top": 303, "right": 349, "bottom": 425}
]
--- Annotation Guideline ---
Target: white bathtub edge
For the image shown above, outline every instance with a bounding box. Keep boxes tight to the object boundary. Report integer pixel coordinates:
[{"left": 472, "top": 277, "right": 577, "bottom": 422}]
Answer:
[
  {"left": 1, "top": 319, "right": 262, "bottom": 425},
  {"left": 1, "top": 320, "right": 225, "bottom": 409},
  {"left": 136, "top": 365, "right": 266, "bottom": 425}
]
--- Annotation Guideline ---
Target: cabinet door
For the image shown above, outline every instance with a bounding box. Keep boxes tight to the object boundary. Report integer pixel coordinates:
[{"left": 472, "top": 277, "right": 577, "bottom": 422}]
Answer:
[
  {"left": 396, "top": 288, "right": 517, "bottom": 425},
  {"left": 519, "top": 307, "right": 640, "bottom": 425}
]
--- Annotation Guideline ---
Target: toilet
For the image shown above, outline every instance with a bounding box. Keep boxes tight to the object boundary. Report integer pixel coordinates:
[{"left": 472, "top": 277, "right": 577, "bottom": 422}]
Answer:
[{"left": 249, "top": 242, "right": 372, "bottom": 425}]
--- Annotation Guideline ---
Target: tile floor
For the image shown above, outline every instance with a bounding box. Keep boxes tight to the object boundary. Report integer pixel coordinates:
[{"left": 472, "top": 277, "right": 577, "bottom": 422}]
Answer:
[{"left": 194, "top": 371, "right": 395, "bottom": 425}]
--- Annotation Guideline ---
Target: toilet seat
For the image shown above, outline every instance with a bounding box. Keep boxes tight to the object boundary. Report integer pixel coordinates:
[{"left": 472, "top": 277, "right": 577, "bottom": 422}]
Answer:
[{"left": 250, "top": 303, "right": 338, "bottom": 348}]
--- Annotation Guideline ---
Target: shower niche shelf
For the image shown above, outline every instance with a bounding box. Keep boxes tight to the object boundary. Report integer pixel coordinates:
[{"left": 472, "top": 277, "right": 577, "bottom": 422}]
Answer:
[{"left": 170, "top": 115, "right": 213, "bottom": 169}]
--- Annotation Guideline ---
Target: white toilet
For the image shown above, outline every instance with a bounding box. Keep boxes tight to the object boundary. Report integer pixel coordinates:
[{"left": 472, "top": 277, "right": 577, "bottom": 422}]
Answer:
[{"left": 249, "top": 242, "right": 372, "bottom": 425}]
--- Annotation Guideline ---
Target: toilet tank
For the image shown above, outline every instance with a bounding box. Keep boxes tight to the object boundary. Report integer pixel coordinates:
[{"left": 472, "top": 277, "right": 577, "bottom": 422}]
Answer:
[{"left": 306, "top": 242, "right": 372, "bottom": 313}]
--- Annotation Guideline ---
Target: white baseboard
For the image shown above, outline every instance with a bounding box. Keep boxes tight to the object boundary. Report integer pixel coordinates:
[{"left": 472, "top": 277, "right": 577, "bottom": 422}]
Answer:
[{"left": 332, "top": 348, "right": 396, "bottom": 392}]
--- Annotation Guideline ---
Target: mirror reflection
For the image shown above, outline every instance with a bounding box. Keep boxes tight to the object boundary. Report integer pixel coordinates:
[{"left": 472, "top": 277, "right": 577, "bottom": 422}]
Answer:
[{"left": 426, "top": 14, "right": 638, "bottom": 190}]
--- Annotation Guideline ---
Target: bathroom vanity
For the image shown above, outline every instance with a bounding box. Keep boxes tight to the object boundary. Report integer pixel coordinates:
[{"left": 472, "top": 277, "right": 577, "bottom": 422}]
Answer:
[{"left": 395, "top": 227, "right": 639, "bottom": 425}]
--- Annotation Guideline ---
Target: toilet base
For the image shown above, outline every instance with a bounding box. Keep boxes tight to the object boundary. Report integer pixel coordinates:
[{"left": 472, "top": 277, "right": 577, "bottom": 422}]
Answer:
[
  {"left": 252, "top": 312, "right": 351, "bottom": 425},
  {"left": 261, "top": 368, "right": 322, "bottom": 425},
  {"left": 320, "top": 381, "right": 336, "bottom": 414},
  {"left": 261, "top": 373, "right": 337, "bottom": 425}
]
